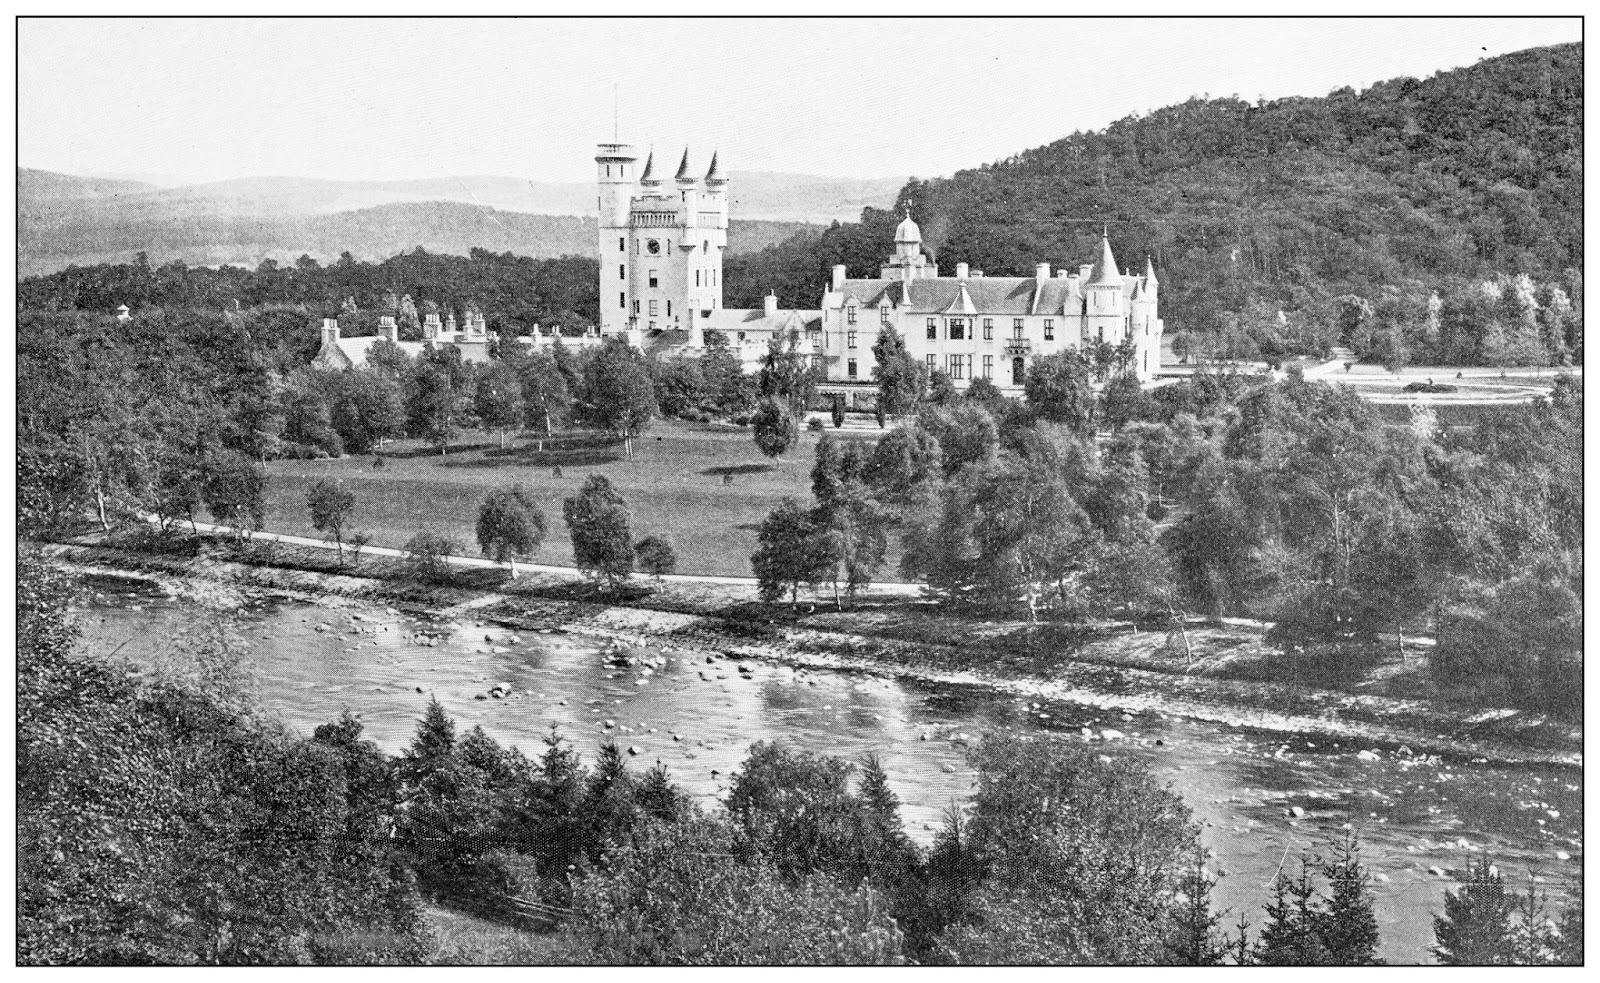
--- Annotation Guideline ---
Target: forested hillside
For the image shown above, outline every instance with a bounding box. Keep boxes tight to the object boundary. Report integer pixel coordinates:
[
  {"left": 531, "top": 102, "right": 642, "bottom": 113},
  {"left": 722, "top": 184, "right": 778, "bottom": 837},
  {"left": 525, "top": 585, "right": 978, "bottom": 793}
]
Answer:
[{"left": 727, "top": 43, "right": 1582, "bottom": 366}]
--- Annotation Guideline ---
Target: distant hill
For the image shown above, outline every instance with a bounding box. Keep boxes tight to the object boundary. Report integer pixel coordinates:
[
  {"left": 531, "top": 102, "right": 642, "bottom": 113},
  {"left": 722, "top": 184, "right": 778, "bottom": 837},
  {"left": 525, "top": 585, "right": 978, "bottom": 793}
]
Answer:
[{"left": 15, "top": 166, "right": 902, "bottom": 275}]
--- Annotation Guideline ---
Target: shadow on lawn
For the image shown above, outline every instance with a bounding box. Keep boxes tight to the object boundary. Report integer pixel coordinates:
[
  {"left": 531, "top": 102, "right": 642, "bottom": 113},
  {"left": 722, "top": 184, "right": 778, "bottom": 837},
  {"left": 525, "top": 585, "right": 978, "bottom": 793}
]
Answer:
[
  {"left": 700, "top": 463, "right": 775, "bottom": 478},
  {"left": 440, "top": 449, "right": 624, "bottom": 469}
]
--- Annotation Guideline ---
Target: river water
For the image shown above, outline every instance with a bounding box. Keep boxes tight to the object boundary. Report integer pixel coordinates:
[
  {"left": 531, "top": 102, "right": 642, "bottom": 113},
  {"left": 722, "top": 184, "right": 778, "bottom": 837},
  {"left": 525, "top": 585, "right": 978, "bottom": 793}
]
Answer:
[{"left": 71, "top": 576, "right": 1582, "bottom": 964}]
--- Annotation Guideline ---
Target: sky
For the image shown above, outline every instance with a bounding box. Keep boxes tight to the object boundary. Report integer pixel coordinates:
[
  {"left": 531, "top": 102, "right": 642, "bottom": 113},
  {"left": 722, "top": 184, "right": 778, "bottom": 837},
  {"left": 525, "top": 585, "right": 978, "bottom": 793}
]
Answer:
[{"left": 17, "top": 16, "right": 1583, "bottom": 186}]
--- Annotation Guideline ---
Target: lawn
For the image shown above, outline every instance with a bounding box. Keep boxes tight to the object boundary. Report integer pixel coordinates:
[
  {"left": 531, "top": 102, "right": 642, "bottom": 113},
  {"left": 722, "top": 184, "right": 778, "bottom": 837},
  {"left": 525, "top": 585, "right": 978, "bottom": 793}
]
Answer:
[{"left": 264, "top": 419, "right": 884, "bottom": 579}]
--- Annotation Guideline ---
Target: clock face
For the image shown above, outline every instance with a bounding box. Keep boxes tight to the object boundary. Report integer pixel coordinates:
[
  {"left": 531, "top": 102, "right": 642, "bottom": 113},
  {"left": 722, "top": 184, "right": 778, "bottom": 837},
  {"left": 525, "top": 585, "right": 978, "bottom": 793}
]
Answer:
[{"left": 647, "top": 239, "right": 661, "bottom": 255}]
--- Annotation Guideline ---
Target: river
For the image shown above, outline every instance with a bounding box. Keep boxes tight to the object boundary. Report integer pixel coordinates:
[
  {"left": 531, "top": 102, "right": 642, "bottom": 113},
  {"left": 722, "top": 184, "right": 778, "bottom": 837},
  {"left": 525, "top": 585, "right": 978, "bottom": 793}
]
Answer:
[{"left": 71, "top": 574, "right": 1582, "bottom": 964}]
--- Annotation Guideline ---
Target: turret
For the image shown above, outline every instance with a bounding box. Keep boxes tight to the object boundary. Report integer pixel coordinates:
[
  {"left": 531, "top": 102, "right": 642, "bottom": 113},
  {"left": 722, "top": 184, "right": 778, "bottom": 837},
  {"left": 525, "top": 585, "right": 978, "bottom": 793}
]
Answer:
[
  {"left": 1085, "top": 234, "right": 1125, "bottom": 344},
  {"left": 1144, "top": 255, "right": 1159, "bottom": 300},
  {"left": 638, "top": 149, "right": 664, "bottom": 190},
  {"left": 596, "top": 141, "right": 639, "bottom": 336},
  {"left": 676, "top": 148, "right": 699, "bottom": 235},
  {"left": 703, "top": 150, "right": 728, "bottom": 231}
]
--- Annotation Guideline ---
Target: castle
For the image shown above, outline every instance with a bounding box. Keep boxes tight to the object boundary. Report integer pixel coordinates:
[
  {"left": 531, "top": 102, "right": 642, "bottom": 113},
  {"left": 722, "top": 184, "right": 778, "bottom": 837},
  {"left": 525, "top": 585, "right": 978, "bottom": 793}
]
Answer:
[
  {"left": 315, "top": 139, "right": 1165, "bottom": 386},
  {"left": 594, "top": 140, "right": 1163, "bottom": 392}
]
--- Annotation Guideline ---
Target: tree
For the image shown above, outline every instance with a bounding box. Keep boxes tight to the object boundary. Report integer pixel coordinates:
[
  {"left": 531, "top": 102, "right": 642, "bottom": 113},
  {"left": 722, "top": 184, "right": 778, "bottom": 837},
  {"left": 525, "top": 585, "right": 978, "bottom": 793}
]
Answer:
[
  {"left": 1024, "top": 349, "right": 1095, "bottom": 433},
  {"left": 813, "top": 485, "right": 889, "bottom": 606},
  {"left": 871, "top": 325, "right": 927, "bottom": 417},
  {"left": 306, "top": 479, "right": 356, "bottom": 564},
  {"left": 563, "top": 474, "right": 634, "bottom": 588},
  {"left": 831, "top": 396, "right": 846, "bottom": 429},
  {"left": 1099, "top": 372, "right": 1149, "bottom": 431},
  {"left": 751, "top": 498, "right": 834, "bottom": 606},
  {"left": 652, "top": 357, "right": 706, "bottom": 419},
  {"left": 473, "top": 361, "right": 526, "bottom": 450},
  {"left": 915, "top": 404, "right": 998, "bottom": 477},
  {"left": 634, "top": 536, "right": 677, "bottom": 582},
  {"left": 202, "top": 451, "right": 267, "bottom": 540},
  {"left": 752, "top": 399, "right": 800, "bottom": 459},
  {"left": 1319, "top": 831, "right": 1381, "bottom": 965},
  {"left": 1434, "top": 857, "right": 1515, "bottom": 965},
  {"left": 507, "top": 346, "right": 570, "bottom": 449},
  {"left": 700, "top": 329, "right": 753, "bottom": 415},
  {"left": 756, "top": 327, "right": 817, "bottom": 414},
  {"left": 862, "top": 422, "right": 943, "bottom": 511},
  {"left": 579, "top": 337, "right": 656, "bottom": 459},
  {"left": 475, "top": 485, "right": 547, "bottom": 575},
  {"left": 1166, "top": 848, "right": 1230, "bottom": 964},
  {"left": 926, "top": 369, "right": 958, "bottom": 407}
]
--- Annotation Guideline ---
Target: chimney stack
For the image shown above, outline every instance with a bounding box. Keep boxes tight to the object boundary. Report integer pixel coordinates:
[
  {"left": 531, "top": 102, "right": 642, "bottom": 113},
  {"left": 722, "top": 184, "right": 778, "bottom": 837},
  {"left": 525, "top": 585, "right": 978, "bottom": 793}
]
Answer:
[
  {"left": 831, "top": 265, "right": 846, "bottom": 291},
  {"left": 379, "top": 315, "right": 398, "bottom": 341},
  {"left": 321, "top": 317, "right": 339, "bottom": 344},
  {"left": 764, "top": 292, "right": 779, "bottom": 316},
  {"left": 956, "top": 262, "right": 969, "bottom": 279},
  {"left": 1035, "top": 262, "right": 1051, "bottom": 281},
  {"left": 1056, "top": 269, "right": 1071, "bottom": 279},
  {"left": 1079, "top": 264, "right": 1094, "bottom": 281}
]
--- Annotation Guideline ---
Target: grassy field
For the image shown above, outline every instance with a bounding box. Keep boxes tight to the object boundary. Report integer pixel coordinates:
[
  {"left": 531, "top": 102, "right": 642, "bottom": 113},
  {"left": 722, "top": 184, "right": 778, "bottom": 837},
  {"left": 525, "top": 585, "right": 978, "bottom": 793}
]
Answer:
[{"left": 264, "top": 419, "right": 885, "bottom": 579}]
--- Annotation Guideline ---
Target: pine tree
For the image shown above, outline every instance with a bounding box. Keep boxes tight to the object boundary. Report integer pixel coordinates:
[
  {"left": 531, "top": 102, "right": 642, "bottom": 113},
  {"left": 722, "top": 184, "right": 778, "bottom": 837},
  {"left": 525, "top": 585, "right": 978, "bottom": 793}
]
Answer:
[
  {"left": 1433, "top": 857, "right": 1514, "bottom": 965},
  {"left": 1508, "top": 874, "right": 1559, "bottom": 965},
  {"left": 399, "top": 697, "right": 456, "bottom": 786},
  {"left": 1553, "top": 877, "right": 1583, "bottom": 965},
  {"left": 1258, "top": 858, "right": 1333, "bottom": 965},
  {"left": 635, "top": 762, "right": 683, "bottom": 822},
  {"left": 1318, "top": 830, "right": 1382, "bottom": 964},
  {"left": 1167, "top": 847, "right": 1229, "bottom": 964}
]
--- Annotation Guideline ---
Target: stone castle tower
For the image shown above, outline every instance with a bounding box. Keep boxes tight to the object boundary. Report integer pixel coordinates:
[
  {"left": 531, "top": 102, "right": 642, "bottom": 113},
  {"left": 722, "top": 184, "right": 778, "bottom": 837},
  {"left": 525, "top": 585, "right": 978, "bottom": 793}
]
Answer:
[{"left": 596, "top": 141, "right": 729, "bottom": 346}]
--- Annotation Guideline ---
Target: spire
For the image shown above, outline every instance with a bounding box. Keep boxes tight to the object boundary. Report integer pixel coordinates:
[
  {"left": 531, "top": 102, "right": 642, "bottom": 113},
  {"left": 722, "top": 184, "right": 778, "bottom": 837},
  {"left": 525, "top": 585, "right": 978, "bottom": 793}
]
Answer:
[
  {"left": 639, "top": 149, "right": 660, "bottom": 186},
  {"left": 1145, "top": 254, "right": 1159, "bottom": 286},
  {"left": 675, "top": 148, "right": 694, "bottom": 183},
  {"left": 1089, "top": 234, "right": 1121, "bottom": 286},
  {"left": 704, "top": 150, "right": 726, "bottom": 185}
]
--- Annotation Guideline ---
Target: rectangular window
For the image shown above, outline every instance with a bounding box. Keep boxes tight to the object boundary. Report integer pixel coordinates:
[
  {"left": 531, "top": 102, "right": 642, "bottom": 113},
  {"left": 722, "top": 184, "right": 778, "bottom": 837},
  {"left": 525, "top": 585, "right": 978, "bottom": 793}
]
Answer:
[
  {"left": 983, "top": 354, "right": 994, "bottom": 379},
  {"left": 667, "top": 301, "right": 672, "bottom": 317},
  {"left": 634, "top": 300, "right": 640, "bottom": 314},
  {"left": 696, "top": 270, "right": 701, "bottom": 287},
  {"left": 1045, "top": 319, "right": 1055, "bottom": 341},
  {"left": 926, "top": 318, "right": 936, "bottom": 340},
  {"left": 620, "top": 292, "right": 626, "bottom": 309},
  {"left": 847, "top": 306, "right": 857, "bottom": 324},
  {"left": 949, "top": 354, "right": 966, "bottom": 380},
  {"left": 1098, "top": 325, "right": 1104, "bottom": 341},
  {"left": 949, "top": 319, "right": 965, "bottom": 341},
  {"left": 649, "top": 300, "right": 659, "bottom": 316},
  {"left": 620, "top": 264, "right": 626, "bottom": 280},
  {"left": 847, "top": 358, "right": 858, "bottom": 378},
  {"left": 649, "top": 270, "right": 659, "bottom": 288},
  {"left": 847, "top": 331, "right": 857, "bottom": 349},
  {"left": 926, "top": 354, "right": 937, "bottom": 372},
  {"left": 983, "top": 318, "right": 994, "bottom": 340},
  {"left": 1013, "top": 318, "right": 1024, "bottom": 339},
  {"left": 880, "top": 306, "right": 890, "bottom": 324},
  {"left": 619, "top": 236, "right": 626, "bottom": 251}
]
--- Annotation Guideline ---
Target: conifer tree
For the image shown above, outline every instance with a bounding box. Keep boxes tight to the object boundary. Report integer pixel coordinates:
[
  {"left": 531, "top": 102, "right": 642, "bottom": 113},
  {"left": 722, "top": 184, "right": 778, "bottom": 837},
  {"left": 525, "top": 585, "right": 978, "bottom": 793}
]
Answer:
[
  {"left": 1433, "top": 857, "right": 1515, "bottom": 965},
  {"left": 1319, "top": 830, "right": 1382, "bottom": 964},
  {"left": 1167, "top": 847, "right": 1230, "bottom": 964}
]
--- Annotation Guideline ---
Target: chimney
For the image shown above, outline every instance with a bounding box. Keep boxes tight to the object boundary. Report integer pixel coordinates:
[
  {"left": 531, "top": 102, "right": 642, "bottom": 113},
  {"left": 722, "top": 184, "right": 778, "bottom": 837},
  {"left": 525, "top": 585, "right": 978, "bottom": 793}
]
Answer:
[
  {"left": 831, "top": 264, "right": 846, "bottom": 291},
  {"left": 379, "top": 315, "right": 398, "bottom": 341},
  {"left": 764, "top": 292, "right": 779, "bottom": 316},
  {"left": 1035, "top": 262, "right": 1051, "bottom": 281},
  {"left": 973, "top": 271, "right": 984, "bottom": 278},
  {"left": 1079, "top": 264, "right": 1094, "bottom": 281},
  {"left": 425, "top": 313, "right": 443, "bottom": 339},
  {"left": 321, "top": 317, "right": 339, "bottom": 344},
  {"left": 1056, "top": 269, "right": 1071, "bottom": 279},
  {"left": 956, "top": 262, "right": 969, "bottom": 279}
]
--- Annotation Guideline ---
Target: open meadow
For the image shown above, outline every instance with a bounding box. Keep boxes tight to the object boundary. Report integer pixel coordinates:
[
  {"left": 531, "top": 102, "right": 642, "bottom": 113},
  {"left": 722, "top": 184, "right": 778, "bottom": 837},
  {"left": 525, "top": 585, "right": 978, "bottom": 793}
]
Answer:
[{"left": 264, "top": 419, "right": 889, "bottom": 579}]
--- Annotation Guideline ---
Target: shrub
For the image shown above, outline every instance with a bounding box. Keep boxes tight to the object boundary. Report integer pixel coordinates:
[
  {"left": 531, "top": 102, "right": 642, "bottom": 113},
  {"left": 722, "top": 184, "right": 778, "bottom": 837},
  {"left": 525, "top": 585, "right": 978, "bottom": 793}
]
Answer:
[
  {"left": 806, "top": 417, "right": 825, "bottom": 432},
  {"left": 404, "top": 533, "right": 458, "bottom": 585}
]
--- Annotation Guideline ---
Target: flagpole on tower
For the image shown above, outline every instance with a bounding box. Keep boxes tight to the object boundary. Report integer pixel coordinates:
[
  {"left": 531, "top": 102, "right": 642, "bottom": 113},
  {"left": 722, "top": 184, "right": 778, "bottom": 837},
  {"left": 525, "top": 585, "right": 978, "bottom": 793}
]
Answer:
[{"left": 613, "top": 84, "right": 619, "bottom": 142}]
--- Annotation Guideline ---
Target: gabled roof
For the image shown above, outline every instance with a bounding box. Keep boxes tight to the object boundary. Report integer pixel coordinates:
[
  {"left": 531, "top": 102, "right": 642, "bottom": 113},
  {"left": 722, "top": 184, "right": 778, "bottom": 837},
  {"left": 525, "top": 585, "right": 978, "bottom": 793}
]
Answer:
[{"left": 940, "top": 283, "right": 977, "bottom": 315}]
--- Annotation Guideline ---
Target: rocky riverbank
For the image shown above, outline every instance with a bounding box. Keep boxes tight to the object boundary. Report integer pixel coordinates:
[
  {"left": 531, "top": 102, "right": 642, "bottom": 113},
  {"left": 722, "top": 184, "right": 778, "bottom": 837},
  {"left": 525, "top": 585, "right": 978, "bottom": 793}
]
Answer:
[{"left": 44, "top": 540, "right": 1581, "bottom": 769}]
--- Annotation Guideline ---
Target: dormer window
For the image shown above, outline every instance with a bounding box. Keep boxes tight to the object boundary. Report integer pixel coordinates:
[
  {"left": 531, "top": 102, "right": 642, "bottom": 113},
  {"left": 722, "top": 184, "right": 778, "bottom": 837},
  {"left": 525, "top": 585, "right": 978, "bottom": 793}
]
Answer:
[
  {"left": 880, "top": 305, "right": 890, "bottom": 324},
  {"left": 847, "top": 305, "right": 857, "bottom": 325}
]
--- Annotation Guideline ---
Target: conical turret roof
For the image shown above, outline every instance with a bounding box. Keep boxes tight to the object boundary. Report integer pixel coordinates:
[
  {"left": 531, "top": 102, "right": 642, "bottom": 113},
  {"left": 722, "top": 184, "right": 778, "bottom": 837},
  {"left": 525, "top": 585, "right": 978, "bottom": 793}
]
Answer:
[
  {"left": 675, "top": 148, "right": 694, "bottom": 182},
  {"left": 1144, "top": 255, "right": 1159, "bottom": 286},
  {"left": 704, "top": 150, "right": 726, "bottom": 185},
  {"left": 1089, "top": 234, "right": 1121, "bottom": 286},
  {"left": 639, "top": 149, "right": 662, "bottom": 186}
]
